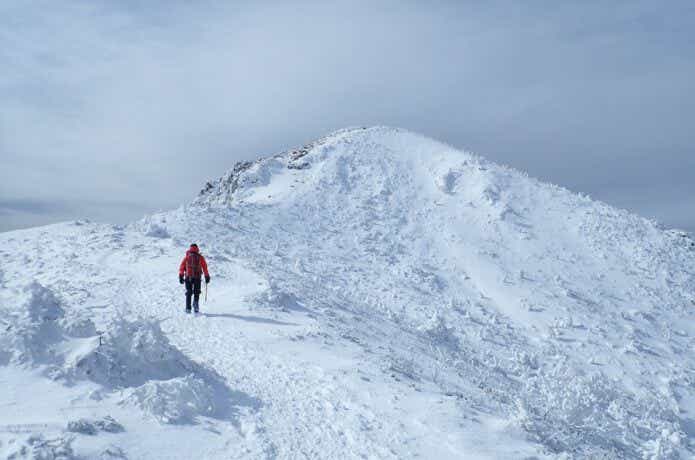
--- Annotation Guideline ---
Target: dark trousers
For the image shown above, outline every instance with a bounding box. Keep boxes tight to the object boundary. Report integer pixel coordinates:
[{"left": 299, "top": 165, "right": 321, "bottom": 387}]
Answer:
[{"left": 185, "top": 277, "right": 202, "bottom": 310}]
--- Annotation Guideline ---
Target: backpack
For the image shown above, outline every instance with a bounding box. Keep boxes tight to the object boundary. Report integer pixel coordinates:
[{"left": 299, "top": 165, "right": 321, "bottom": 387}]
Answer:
[{"left": 185, "top": 252, "right": 202, "bottom": 277}]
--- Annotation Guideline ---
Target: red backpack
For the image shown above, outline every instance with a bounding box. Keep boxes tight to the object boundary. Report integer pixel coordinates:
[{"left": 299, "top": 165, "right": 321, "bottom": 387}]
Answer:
[{"left": 185, "top": 252, "right": 203, "bottom": 277}]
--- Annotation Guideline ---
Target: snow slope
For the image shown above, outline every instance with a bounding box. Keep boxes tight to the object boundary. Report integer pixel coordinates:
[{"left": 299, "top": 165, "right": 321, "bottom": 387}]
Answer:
[{"left": 1, "top": 126, "right": 695, "bottom": 459}]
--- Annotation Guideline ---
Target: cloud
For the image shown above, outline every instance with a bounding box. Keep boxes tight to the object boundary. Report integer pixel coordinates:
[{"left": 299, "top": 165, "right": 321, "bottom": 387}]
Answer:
[{"left": 1, "top": 1, "right": 694, "bottom": 231}]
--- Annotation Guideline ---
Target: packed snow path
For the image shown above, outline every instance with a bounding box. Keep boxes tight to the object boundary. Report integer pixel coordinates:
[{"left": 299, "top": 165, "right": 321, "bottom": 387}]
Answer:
[{"left": 1, "top": 127, "right": 695, "bottom": 459}]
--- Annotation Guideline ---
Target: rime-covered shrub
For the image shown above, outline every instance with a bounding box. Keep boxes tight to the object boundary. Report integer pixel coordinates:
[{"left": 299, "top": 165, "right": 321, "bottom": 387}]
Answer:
[
  {"left": 515, "top": 360, "right": 683, "bottom": 459},
  {"left": 70, "top": 319, "right": 194, "bottom": 388},
  {"left": 122, "top": 374, "right": 215, "bottom": 424}
]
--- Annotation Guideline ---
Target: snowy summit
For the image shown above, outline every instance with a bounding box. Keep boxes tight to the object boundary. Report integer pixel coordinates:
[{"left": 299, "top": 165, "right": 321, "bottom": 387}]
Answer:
[{"left": 1, "top": 126, "right": 694, "bottom": 459}]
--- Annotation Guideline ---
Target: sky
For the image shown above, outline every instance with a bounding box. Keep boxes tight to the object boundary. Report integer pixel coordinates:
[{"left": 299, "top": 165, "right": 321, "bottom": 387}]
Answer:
[{"left": 1, "top": 1, "right": 694, "bottom": 232}]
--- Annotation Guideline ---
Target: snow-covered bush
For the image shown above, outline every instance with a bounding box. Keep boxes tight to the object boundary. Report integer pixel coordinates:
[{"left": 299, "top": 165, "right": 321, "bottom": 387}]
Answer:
[
  {"left": 66, "top": 419, "right": 98, "bottom": 436},
  {"left": 122, "top": 374, "right": 215, "bottom": 424},
  {"left": 133, "top": 214, "right": 170, "bottom": 238},
  {"left": 253, "top": 284, "right": 305, "bottom": 312},
  {"left": 98, "top": 445, "right": 128, "bottom": 459},
  {"left": 435, "top": 169, "right": 462, "bottom": 195},
  {"left": 25, "top": 281, "right": 65, "bottom": 322},
  {"left": 387, "top": 356, "right": 420, "bottom": 382},
  {"left": 418, "top": 312, "right": 459, "bottom": 351},
  {"left": 66, "top": 416, "right": 124, "bottom": 435},
  {"left": 515, "top": 360, "right": 683, "bottom": 459},
  {"left": 70, "top": 319, "right": 194, "bottom": 388},
  {"left": 2, "top": 434, "right": 76, "bottom": 460},
  {"left": 59, "top": 313, "right": 98, "bottom": 338},
  {"left": 0, "top": 282, "right": 66, "bottom": 366},
  {"left": 144, "top": 222, "right": 170, "bottom": 238}
]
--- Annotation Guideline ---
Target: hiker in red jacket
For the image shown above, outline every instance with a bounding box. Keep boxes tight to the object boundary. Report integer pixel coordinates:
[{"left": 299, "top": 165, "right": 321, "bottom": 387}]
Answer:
[{"left": 178, "top": 244, "right": 210, "bottom": 313}]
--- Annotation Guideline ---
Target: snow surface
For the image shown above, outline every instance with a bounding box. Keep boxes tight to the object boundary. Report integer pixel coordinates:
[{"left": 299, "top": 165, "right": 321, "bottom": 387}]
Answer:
[{"left": 1, "top": 126, "right": 694, "bottom": 459}]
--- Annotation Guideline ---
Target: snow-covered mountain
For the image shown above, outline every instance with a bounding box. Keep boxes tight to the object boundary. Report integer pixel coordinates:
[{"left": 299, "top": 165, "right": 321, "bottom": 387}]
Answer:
[{"left": 1, "top": 126, "right": 694, "bottom": 459}]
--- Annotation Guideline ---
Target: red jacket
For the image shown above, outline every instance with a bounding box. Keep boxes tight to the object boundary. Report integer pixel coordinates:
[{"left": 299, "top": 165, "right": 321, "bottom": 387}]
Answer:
[{"left": 179, "top": 246, "right": 209, "bottom": 278}]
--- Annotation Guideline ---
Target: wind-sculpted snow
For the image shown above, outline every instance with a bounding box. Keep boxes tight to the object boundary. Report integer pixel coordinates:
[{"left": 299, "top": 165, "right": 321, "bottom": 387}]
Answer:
[
  {"left": 0, "top": 282, "right": 89, "bottom": 369},
  {"left": 122, "top": 375, "right": 215, "bottom": 424},
  {"left": 1, "top": 280, "right": 246, "bottom": 455},
  {"left": 2, "top": 127, "right": 695, "bottom": 458},
  {"left": 69, "top": 318, "right": 195, "bottom": 388},
  {"left": 2, "top": 282, "right": 213, "bottom": 395},
  {"left": 65, "top": 317, "right": 239, "bottom": 425}
]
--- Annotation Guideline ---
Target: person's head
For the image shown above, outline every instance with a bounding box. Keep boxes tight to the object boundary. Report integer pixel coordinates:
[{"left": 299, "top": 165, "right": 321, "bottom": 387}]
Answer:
[{"left": 189, "top": 243, "right": 199, "bottom": 253}]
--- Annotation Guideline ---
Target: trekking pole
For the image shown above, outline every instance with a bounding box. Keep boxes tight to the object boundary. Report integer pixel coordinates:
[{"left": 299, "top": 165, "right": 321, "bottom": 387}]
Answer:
[{"left": 204, "top": 279, "right": 208, "bottom": 303}]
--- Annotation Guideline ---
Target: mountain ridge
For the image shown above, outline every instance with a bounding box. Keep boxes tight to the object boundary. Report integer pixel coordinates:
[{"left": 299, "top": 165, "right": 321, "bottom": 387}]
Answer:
[
  {"left": 1, "top": 127, "right": 694, "bottom": 459},
  {"left": 194, "top": 125, "right": 692, "bottom": 236}
]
